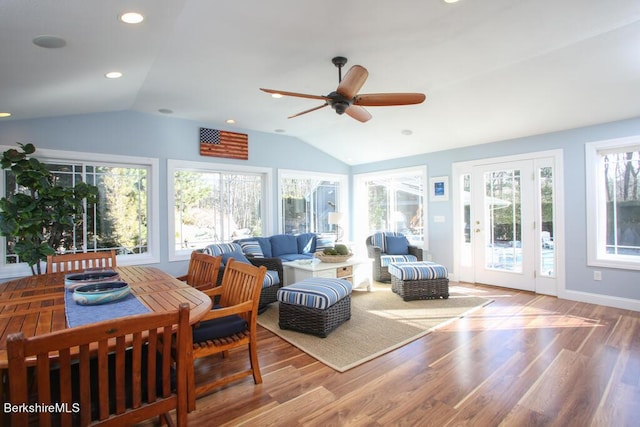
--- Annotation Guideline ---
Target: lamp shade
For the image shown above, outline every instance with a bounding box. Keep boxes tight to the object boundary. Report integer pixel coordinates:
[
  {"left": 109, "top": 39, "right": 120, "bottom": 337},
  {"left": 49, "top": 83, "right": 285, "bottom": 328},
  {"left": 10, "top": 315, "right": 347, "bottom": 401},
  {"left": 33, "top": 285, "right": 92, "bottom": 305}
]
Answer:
[{"left": 328, "top": 212, "right": 343, "bottom": 225}]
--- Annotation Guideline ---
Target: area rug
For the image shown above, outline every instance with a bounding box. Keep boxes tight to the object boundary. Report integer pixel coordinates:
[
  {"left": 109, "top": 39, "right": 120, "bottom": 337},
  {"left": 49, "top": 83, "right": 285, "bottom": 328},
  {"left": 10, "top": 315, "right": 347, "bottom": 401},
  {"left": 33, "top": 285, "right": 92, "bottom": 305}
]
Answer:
[{"left": 257, "top": 284, "right": 492, "bottom": 372}]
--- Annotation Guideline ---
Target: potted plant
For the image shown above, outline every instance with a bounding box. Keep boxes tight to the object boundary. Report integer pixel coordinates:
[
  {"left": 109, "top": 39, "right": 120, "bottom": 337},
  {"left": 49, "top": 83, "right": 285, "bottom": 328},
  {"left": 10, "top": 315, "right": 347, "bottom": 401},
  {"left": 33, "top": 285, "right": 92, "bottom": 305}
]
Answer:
[{"left": 0, "top": 143, "right": 99, "bottom": 274}]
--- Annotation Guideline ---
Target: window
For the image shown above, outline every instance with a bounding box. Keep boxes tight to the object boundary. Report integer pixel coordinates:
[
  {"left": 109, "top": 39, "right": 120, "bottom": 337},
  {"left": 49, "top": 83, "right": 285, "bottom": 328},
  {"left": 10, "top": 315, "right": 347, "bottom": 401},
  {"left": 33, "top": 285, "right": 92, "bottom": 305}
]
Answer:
[
  {"left": 354, "top": 166, "right": 427, "bottom": 247},
  {"left": 168, "top": 160, "right": 271, "bottom": 261},
  {"left": 278, "top": 170, "right": 348, "bottom": 236},
  {"left": 1, "top": 148, "right": 159, "bottom": 277},
  {"left": 586, "top": 136, "right": 640, "bottom": 270}
]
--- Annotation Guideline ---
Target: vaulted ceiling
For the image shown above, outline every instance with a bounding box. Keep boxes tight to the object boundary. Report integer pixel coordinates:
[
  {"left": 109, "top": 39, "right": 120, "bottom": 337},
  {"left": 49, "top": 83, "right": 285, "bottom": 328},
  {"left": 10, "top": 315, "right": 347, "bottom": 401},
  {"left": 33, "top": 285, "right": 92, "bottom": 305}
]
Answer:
[{"left": 2, "top": 0, "right": 640, "bottom": 164}]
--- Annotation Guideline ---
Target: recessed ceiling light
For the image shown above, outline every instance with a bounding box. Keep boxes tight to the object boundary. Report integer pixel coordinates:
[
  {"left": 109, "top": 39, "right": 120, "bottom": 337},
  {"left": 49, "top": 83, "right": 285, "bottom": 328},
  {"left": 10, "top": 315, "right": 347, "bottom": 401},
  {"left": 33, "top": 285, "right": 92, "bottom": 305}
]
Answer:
[
  {"left": 158, "top": 108, "right": 173, "bottom": 114},
  {"left": 444, "top": 0, "right": 460, "bottom": 3},
  {"left": 119, "top": 12, "right": 144, "bottom": 24},
  {"left": 225, "top": 119, "right": 236, "bottom": 124},
  {"left": 105, "top": 71, "right": 123, "bottom": 79},
  {"left": 32, "top": 35, "right": 66, "bottom": 49},
  {"left": 0, "top": 112, "right": 12, "bottom": 118},
  {"left": 271, "top": 93, "right": 283, "bottom": 99},
  {"left": 401, "top": 129, "right": 413, "bottom": 136}
]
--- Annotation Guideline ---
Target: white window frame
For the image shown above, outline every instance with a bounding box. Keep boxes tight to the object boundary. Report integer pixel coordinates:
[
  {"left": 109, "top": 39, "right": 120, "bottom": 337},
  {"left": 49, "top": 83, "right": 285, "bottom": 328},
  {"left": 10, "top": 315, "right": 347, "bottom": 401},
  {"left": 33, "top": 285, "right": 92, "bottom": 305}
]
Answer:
[
  {"left": 353, "top": 165, "right": 428, "bottom": 251},
  {"left": 167, "top": 159, "right": 273, "bottom": 262},
  {"left": 277, "top": 169, "right": 349, "bottom": 236},
  {"left": 0, "top": 147, "right": 160, "bottom": 278},
  {"left": 586, "top": 135, "right": 640, "bottom": 271}
]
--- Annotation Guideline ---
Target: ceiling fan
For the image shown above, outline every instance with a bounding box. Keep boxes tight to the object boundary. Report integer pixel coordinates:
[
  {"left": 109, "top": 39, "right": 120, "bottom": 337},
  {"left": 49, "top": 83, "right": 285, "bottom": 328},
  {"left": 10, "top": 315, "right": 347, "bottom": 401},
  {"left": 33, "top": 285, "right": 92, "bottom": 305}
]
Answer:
[{"left": 260, "top": 56, "right": 426, "bottom": 123}]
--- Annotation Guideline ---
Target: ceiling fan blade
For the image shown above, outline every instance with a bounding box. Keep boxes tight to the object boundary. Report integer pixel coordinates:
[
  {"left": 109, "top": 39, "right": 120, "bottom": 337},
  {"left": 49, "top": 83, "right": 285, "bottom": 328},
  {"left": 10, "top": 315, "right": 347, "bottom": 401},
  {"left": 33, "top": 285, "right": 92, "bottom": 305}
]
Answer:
[
  {"left": 354, "top": 93, "right": 426, "bottom": 106},
  {"left": 288, "top": 103, "right": 328, "bottom": 119},
  {"left": 345, "top": 105, "right": 372, "bottom": 123},
  {"left": 336, "top": 65, "right": 369, "bottom": 99},
  {"left": 260, "top": 88, "right": 329, "bottom": 101}
]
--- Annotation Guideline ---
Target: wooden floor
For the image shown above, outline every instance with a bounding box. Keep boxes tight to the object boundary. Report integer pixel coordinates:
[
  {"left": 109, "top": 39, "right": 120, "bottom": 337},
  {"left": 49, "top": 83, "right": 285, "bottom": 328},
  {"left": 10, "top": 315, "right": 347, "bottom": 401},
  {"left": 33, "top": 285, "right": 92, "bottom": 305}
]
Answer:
[{"left": 148, "top": 282, "right": 640, "bottom": 426}]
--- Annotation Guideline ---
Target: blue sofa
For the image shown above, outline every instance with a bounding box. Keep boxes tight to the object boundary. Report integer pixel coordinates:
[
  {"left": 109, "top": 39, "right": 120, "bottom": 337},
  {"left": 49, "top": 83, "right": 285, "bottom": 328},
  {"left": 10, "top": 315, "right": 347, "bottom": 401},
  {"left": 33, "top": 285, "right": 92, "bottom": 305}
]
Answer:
[{"left": 235, "top": 233, "right": 334, "bottom": 262}]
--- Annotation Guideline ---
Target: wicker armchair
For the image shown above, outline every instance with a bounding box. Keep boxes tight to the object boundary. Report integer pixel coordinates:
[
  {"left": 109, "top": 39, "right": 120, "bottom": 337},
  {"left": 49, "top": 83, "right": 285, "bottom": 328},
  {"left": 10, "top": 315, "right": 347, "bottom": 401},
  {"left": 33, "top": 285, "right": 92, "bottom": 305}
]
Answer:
[{"left": 366, "top": 232, "right": 423, "bottom": 282}]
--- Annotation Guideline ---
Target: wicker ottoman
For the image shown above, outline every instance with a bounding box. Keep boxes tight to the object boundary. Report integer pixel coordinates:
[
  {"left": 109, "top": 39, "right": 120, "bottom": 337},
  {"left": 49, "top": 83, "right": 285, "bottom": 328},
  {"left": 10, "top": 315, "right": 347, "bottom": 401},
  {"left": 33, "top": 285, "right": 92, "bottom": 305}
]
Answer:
[
  {"left": 388, "top": 261, "right": 449, "bottom": 301},
  {"left": 277, "top": 278, "right": 352, "bottom": 338}
]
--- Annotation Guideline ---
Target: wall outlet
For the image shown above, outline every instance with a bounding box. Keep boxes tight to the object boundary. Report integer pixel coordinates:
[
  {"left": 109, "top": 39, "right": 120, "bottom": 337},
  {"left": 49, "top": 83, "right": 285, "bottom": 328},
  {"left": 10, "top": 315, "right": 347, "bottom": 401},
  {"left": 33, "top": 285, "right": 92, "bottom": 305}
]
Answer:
[{"left": 593, "top": 271, "right": 602, "bottom": 281}]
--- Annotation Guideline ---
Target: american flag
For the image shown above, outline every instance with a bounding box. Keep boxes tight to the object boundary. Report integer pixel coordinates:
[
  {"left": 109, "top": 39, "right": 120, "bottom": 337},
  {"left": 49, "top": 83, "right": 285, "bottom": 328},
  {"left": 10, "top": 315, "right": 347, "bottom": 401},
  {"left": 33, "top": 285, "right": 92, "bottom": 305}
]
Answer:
[{"left": 199, "top": 127, "right": 248, "bottom": 160}]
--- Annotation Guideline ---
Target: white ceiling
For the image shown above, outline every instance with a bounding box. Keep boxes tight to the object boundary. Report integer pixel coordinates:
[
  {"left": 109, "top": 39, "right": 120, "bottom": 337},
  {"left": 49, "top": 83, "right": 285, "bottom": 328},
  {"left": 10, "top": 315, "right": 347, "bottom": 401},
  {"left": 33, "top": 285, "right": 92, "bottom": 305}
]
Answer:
[{"left": 2, "top": 0, "right": 640, "bottom": 165}]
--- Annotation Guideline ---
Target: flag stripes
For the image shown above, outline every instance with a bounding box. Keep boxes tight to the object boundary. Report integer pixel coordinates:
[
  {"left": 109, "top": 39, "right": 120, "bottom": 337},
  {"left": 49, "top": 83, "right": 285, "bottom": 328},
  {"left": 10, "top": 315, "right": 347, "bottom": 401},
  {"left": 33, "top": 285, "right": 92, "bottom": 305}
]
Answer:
[{"left": 199, "top": 127, "right": 248, "bottom": 160}]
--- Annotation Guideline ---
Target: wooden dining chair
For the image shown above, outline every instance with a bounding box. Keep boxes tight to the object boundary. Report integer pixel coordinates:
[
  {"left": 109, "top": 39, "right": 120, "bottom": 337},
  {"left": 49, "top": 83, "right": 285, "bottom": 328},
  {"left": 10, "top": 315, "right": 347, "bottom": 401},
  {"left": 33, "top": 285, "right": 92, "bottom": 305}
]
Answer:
[
  {"left": 176, "top": 251, "right": 222, "bottom": 292},
  {"left": 185, "top": 258, "right": 266, "bottom": 410},
  {"left": 46, "top": 250, "right": 117, "bottom": 274},
  {"left": 6, "top": 303, "right": 191, "bottom": 426}
]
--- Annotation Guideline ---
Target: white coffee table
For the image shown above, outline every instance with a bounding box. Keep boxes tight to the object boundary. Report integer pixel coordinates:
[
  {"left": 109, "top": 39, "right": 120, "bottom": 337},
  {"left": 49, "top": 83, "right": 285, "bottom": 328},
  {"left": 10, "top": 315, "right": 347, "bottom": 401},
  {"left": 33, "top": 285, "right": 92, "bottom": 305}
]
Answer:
[{"left": 282, "top": 258, "right": 372, "bottom": 291}]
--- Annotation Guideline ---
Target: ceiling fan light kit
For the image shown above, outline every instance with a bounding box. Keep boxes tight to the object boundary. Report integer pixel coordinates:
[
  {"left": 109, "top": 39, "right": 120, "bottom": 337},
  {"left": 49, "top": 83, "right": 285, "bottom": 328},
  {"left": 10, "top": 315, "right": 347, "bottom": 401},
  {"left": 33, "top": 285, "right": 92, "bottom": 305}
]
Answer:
[{"left": 260, "top": 57, "right": 425, "bottom": 123}]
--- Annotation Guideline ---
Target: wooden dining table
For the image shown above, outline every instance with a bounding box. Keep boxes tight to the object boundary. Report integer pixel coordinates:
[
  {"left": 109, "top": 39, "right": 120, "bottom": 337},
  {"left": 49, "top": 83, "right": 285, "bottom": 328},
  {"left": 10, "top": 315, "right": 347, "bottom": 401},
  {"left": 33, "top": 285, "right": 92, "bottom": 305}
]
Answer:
[{"left": 0, "top": 265, "right": 213, "bottom": 370}]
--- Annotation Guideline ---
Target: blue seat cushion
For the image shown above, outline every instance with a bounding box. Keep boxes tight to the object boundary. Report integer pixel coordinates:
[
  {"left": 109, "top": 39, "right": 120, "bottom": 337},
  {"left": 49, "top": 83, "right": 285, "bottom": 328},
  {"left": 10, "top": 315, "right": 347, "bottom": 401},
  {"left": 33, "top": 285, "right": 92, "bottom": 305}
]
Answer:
[
  {"left": 277, "top": 278, "right": 352, "bottom": 310},
  {"left": 385, "top": 235, "right": 409, "bottom": 255},
  {"left": 264, "top": 270, "right": 280, "bottom": 287},
  {"left": 388, "top": 261, "right": 448, "bottom": 280},
  {"left": 278, "top": 253, "right": 314, "bottom": 262},
  {"left": 380, "top": 254, "right": 418, "bottom": 267},
  {"left": 192, "top": 304, "right": 247, "bottom": 342}
]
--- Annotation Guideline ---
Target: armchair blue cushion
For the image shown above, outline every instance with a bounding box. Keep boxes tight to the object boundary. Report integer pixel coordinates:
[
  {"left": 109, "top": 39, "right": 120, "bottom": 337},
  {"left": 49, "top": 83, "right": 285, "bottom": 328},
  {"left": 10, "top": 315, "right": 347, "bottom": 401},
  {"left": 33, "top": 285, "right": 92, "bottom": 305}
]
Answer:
[
  {"left": 296, "top": 233, "right": 317, "bottom": 254},
  {"left": 385, "top": 235, "right": 409, "bottom": 255}
]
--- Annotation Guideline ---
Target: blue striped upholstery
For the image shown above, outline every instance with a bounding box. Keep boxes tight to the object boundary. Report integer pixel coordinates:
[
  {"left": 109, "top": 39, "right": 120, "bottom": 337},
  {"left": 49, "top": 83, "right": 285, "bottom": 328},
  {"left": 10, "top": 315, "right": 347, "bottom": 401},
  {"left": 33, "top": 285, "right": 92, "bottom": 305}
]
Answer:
[
  {"left": 205, "top": 243, "right": 241, "bottom": 257},
  {"left": 264, "top": 270, "right": 279, "bottom": 288},
  {"left": 277, "top": 278, "right": 352, "bottom": 310},
  {"left": 380, "top": 254, "right": 418, "bottom": 267},
  {"left": 239, "top": 240, "right": 264, "bottom": 258},
  {"left": 388, "top": 261, "right": 448, "bottom": 281},
  {"left": 371, "top": 231, "right": 403, "bottom": 253}
]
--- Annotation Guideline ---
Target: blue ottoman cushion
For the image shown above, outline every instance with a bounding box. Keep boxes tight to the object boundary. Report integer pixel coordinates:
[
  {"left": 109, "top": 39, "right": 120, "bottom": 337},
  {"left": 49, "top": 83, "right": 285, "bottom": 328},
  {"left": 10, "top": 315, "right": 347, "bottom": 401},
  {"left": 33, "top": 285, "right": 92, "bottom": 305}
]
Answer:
[
  {"left": 277, "top": 278, "right": 352, "bottom": 310},
  {"left": 388, "top": 261, "right": 448, "bottom": 281}
]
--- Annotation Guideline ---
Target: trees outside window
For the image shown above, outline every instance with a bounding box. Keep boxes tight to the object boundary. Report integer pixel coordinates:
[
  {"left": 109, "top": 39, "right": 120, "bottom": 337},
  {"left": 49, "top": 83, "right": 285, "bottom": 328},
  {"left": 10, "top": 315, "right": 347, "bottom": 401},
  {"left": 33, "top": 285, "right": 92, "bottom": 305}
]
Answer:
[{"left": 587, "top": 137, "right": 640, "bottom": 270}]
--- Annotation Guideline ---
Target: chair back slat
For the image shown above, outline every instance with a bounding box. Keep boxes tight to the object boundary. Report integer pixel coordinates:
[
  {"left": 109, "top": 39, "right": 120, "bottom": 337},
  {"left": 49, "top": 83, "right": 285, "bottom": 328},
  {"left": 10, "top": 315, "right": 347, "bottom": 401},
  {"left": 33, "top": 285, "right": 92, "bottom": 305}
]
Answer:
[
  {"left": 179, "top": 252, "right": 221, "bottom": 291},
  {"left": 7, "top": 303, "right": 190, "bottom": 426},
  {"left": 46, "top": 250, "right": 117, "bottom": 274},
  {"left": 219, "top": 258, "right": 264, "bottom": 323}
]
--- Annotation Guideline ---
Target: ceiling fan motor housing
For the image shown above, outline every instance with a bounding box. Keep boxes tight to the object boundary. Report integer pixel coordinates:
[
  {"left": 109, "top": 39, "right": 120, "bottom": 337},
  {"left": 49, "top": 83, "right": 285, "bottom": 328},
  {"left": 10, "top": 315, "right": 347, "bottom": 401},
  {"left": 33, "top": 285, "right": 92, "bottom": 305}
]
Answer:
[{"left": 327, "top": 91, "right": 352, "bottom": 114}]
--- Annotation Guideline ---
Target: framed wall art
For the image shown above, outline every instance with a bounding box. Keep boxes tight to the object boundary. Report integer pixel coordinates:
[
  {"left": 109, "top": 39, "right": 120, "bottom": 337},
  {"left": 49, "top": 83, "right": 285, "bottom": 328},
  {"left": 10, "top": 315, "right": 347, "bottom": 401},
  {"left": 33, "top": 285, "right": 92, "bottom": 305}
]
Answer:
[{"left": 429, "top": 176, "right": 449, "bottom": 202}]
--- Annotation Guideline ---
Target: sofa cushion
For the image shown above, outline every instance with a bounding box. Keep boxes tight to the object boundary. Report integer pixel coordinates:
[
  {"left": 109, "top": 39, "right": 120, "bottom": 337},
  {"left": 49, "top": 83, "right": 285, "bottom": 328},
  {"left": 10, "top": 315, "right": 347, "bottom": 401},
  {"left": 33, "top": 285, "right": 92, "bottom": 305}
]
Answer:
[
  {"left": 297, "top": 233, "right": 317, "bottom": 254},
  {"left": 381, "top": 254, "right": 418, "bottom": 267},
  {"left": 278, "top": 253, "right": 314, "bottom": 262},
  {"left": 386, "top": 235, "right": 409, "bottom": 255},
  {"left": 239, "top": 240, "right": 264, "bottom": 258},
  {"left": 316, "top": 236, "right": 335, "bottom": 252},
  {"left": 270, "top": 234, "right": 298, "bottom": 257},
  {"left": 255, "top": 237, "right": 273, "bottom": 258},
  {"left": 221, "top": 250, "right": 250, "bottom": 266}
]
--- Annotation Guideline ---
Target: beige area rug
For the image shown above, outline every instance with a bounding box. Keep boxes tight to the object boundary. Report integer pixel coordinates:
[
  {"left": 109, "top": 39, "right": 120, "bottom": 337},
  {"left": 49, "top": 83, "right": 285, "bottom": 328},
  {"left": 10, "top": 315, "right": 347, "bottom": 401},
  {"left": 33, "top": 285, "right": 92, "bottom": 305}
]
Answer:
[{"left": 258, "top": 283, "right": 492, "bottom": 372}]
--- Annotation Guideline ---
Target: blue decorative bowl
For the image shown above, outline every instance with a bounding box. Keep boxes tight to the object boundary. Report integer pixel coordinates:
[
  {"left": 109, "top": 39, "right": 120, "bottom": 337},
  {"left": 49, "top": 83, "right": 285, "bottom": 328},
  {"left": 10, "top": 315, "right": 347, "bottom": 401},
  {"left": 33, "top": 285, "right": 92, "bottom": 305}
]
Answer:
[
  {"left": 72, "top": 281, "right": 131, "bottom": 305},
  {"left": 65, "top": 270, "right": 120, "bottom": 291}
]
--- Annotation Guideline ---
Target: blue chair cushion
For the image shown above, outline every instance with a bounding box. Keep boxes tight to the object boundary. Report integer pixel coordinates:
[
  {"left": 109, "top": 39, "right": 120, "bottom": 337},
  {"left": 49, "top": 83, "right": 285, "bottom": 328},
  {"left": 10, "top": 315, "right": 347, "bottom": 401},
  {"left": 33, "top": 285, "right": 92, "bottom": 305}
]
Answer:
[
  {"left": 277, "top": 278, "right": 352, "bottom": 310},
  {"left": 296, "top": 233, "right": 317, "bottom": 254},
  {"left": 264, "top": 270, "right": 280, "bottom": 287},
  {"left": 385, "top": 235, "right": 409, "bottom": 255},
  {"left": 192, "top": 304, "right": 247, "bottom": 342},
  {"left": 278, "top": 253, "right": 314, "bottom": 262},
  {"left": 380, "top": 254, "right": 418, "bottom": 267},
  {"left": 371, "top": 231, "right": 402, "bottom": 253},
  {"left": 255, "top": 237, "right": 272, "bottom": 258},
  {"left": 221, "top": 250, "right": 250, "bottom": 266},
  {"left": 388, "top": 261, "right": 448, "bottom": 280},
  {"left": 270, "top": 234, "right": 298, "bottom": 257}
]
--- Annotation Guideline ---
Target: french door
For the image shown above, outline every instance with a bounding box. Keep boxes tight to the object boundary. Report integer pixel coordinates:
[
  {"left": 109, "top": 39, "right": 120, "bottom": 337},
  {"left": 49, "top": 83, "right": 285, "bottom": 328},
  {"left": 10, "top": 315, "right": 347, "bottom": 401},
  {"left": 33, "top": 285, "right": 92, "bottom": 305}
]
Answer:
[{"left": 454, "top": 153, "right": 560, "bottom": 295}]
